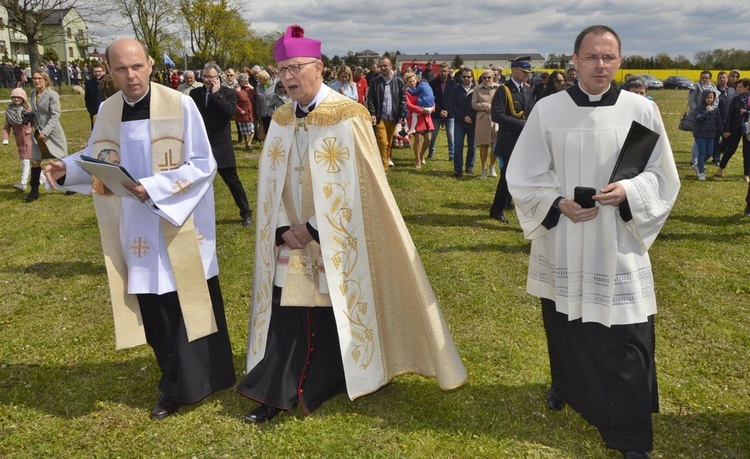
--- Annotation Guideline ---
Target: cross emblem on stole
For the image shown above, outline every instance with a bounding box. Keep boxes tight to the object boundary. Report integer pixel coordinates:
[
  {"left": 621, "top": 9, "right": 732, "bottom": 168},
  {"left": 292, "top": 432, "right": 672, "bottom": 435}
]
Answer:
[
  {"left": 129, "top": 237, "right": 150, "bottom": 258},
  {"left": 171, "top": 178, "right": 191, "bottom": 195},
  {"left": 158, "top": 149, "right": 178, "bottom": 172}
]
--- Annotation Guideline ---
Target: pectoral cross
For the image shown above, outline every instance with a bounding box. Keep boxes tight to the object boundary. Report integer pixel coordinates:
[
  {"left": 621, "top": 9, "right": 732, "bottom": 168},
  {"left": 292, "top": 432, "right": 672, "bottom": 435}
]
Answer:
[{"left": 294, "top": 155, "right": 307, "bottom": 185}]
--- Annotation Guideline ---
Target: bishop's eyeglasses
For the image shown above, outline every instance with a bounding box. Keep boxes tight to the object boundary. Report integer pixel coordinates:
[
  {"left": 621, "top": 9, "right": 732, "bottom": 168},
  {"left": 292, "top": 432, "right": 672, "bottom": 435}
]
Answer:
[{"left": 278, "top": 61, "right": 318, "bottom": 76}]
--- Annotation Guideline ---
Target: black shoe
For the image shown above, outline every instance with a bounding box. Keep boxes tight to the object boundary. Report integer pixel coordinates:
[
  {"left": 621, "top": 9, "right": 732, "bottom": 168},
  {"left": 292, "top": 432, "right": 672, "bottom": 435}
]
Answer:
[
  {"left": 25, "top": 190, "right": 39, "bottom": 202},
  {"left": 620, "top": 451, "right": 650, "bottom": 459},
  {"left": 453, "top": 172, "right": 463, "bottom": 178},
  {"left": 244, "top": 404, "right": 280, "bottom": 424},
  {"left": 242, "top": 215, "right": 253, "bottom": 227},
  {"left": 150, "top": 394, "right": 181, "bottom": 420},
  {"left": 545, "top": 387, "right": 565, "bottom": 411},
  {"left": 745, "top": 205, "right": 750, "bottom": 217},
  {"left": 491, "top": 213, "right": 509, "bottom": 223}
]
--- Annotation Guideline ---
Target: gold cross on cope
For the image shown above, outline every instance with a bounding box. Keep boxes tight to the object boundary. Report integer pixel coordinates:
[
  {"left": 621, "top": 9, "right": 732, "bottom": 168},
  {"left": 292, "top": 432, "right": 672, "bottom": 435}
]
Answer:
[
  {"left": 158, "top": 149, "right": 179, "bottom": 172},
  {"left": 315, "top": 137, "right": 349, "bottom": 173},
  {"left": 171, "top": 178, "right": 192, "bottom": 195},
  {"left": 196, "top": 230, "right": 205, "bottom": 246},
  {"left": 130, "top": 237, "right": 150, "bottom": 258}
]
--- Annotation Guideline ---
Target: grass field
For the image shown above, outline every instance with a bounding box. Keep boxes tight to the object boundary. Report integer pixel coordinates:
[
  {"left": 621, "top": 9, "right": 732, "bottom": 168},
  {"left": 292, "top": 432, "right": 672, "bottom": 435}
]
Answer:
[{"left": 0, "top": 86, "right": 748, "bottom": 458}]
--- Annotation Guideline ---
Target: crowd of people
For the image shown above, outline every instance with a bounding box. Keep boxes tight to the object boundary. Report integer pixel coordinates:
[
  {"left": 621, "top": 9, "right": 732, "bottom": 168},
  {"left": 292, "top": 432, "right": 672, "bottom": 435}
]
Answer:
[{"left": 4, "top": 23, "right": 748, "bottom": 459}]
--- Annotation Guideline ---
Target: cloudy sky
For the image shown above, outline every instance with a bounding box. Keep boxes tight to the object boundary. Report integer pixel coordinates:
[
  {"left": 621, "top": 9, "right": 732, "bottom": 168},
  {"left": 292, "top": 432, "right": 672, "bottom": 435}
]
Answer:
[{"left": 242, "top": 0, "right": 750, "bottom": 61}]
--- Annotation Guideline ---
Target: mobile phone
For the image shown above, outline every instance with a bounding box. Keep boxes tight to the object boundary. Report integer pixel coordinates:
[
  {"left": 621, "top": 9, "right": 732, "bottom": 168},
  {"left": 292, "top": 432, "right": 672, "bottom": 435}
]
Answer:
[{"left": 574, "top": 186, "right": 597, "bottom": 208}]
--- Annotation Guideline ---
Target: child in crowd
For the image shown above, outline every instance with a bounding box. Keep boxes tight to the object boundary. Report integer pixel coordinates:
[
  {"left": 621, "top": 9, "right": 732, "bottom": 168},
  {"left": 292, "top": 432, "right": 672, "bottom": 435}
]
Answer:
[
  {"left": 393, "top": 120, "right": 411, "bottom": 149},
  {"left": 405, "top": 77, "right": 435, "bottom": 134},
  {"left": 2, "top": 87, "right": 33, "bottom": 191},
  {"left": 692, "top": 90, "right": 723, "bottom": 181}
]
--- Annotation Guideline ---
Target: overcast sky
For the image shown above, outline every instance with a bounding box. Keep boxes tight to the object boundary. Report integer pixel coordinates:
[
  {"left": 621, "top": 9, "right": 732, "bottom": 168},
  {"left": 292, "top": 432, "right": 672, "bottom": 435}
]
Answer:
[{"left": 242, "top": 0, "right": 750, "bottom": 62}]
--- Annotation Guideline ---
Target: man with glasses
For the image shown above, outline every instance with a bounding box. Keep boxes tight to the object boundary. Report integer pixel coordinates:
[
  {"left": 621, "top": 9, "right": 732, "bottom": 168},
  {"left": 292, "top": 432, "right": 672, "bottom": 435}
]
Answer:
[
  {"left": 84, "top": 62, "right": 106, "bottom": 129},
  {"left": 189, "top": 62, "right": 253, "bottom": 227},
  {"left": 238, "top": 24, "right": 466, "bottom": 424},
  {"left": 489, "top": 55, "right": 535, "bottom": 223},
  {"left": 507, "top": 25, "right": 679, "bottom": 459},
  {"left": 367, "top": 57, "right": 406, "bottom": 171},
  {"left": 449, "top": 68, "right": 477, "bottom": 176}
]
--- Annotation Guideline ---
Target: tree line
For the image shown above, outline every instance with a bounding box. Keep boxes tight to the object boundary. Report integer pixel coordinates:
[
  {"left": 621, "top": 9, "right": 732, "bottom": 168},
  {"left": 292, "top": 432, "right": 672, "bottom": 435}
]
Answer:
[{"left": 546, "top": 49, "right": 750, "bottom": 70}]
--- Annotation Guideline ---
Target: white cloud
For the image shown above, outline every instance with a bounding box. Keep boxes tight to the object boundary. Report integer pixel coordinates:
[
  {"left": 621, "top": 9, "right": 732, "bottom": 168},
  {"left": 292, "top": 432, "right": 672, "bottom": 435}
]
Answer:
[{"left": 240, "top": 0, "right": 750, "bottom": 61}]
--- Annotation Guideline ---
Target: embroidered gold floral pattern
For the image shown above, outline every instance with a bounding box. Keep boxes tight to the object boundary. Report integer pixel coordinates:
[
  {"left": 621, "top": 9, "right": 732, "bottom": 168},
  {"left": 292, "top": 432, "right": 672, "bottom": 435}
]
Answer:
[
  {"left": 251, "top": 178, "right": 277, "bottom": 354},
  {"left": 266, "top": 137, "right": 285, "bottom": 171},
  {"left": 323, "top": 181, "right": 374, "bottom": 369},
  {"left": 315, "top": 137, "right": 349, "bottom": 173}
]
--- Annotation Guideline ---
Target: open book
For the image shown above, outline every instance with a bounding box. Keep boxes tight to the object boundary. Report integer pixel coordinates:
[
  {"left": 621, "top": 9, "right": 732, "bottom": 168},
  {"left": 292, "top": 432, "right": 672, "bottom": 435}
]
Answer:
[{"left": 74, "top": 155, "right": 139, "bottom": 199}]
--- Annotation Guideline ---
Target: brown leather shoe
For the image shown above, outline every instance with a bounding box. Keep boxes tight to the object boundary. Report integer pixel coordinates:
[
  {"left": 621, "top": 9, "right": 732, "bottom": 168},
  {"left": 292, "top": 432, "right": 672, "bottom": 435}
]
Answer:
[
  {"left": 150, "top": 394, "right": 181, "bottom": 420},
  {"left": 243, "top": 404, "right": 280, "bottom": 424}
]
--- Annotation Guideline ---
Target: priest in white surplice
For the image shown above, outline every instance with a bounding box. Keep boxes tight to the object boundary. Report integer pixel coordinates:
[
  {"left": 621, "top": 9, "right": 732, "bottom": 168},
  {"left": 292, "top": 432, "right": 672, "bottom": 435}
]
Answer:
[
  {"left": 507, "top": 26, "right": 679, "bottom": 459},
  {"left": 237, "top": 25, "right": 467, "bottom": 424},
  {"left": 44, "top": 39, "right": 235, "bottom": 420}
]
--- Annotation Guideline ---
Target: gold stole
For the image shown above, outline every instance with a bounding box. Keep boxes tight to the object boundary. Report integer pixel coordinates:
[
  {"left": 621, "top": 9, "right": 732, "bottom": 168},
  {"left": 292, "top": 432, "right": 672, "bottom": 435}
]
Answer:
[
  {"left": 279, "top": 118, "right": 332, "bottom": 307},
  {"left": 91, "top": 85, "right": 216, "bottom": 349}
]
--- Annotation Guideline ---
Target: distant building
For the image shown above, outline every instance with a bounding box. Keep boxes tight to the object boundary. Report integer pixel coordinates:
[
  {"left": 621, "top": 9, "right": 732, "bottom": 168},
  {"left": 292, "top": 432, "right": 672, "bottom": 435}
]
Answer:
[
  {"left": 41, "top": 8, "right": 94, "bottom": 62},
  {"left": 0, "top": 6, "right": 94, "bottom": 64},
  {"left": 355, "top": 49, "right": 380, "bottom": 60}
]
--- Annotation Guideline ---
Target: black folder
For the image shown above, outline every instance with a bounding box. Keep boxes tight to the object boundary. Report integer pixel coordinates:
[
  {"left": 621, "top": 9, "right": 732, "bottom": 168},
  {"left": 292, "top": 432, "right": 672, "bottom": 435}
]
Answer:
[
  {"left": 609, "top": 121, "right": 660, "bottom": 221},
  {"left": 609, "top": 120, "right": 660, "bottom": 183}
]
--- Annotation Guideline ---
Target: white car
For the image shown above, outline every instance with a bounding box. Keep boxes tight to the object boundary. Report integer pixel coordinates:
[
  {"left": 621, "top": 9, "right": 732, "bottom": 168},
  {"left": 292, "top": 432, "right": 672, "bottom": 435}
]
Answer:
[{"left": 637, "top": 74, "right": 664, "bottom": 89}]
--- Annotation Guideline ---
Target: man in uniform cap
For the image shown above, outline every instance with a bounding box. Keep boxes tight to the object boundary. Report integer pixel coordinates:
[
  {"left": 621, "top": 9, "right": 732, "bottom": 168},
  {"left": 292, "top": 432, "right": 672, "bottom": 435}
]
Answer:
[
  {"left": 489, "top": 55, "right": 535, "bottom": 222},
  {"left": 237, "top": 24, "right": 467, "bottom": 424}
]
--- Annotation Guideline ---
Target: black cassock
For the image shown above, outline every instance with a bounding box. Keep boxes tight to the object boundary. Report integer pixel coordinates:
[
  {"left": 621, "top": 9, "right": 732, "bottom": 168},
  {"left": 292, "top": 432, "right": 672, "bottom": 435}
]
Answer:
[
  {"left": 126, "top": 93, "right": 236, "bottom": 404},
  {"left": 236, "top": 286, "right": 347, "bottom": 414},
  {"left": 542, "top": 298, "right": 659, "bottom": 452}
]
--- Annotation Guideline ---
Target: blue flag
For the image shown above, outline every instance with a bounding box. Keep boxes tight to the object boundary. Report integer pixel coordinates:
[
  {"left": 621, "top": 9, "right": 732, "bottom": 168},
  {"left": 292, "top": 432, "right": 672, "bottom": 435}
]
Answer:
[{"left": 164, "top": 53, "right": 176, "bottom": 67}]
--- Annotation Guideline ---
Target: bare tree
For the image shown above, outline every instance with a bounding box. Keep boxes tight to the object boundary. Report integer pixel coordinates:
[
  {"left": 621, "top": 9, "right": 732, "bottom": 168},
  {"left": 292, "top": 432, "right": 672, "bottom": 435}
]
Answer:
[
  {"left": 1, "top": 0, "right": 87, "bottom": 69},
  {"left": 114, "top": 0, "right": 177, "bottom": 64}
]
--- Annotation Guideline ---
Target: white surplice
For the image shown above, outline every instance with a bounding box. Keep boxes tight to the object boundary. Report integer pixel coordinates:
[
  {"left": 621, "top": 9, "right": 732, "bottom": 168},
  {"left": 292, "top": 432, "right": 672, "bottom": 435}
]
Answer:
[
  {"left": 507, "top": 89, "right": 680, "bottom": 326},
  {"left": 60, "top": 95, "right": 218, "bottom": 295}
]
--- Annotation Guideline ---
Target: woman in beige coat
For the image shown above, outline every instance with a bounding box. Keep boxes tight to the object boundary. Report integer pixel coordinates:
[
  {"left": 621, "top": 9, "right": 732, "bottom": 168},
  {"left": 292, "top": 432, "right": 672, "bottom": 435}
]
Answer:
[
  {"left": 27, "top": 69, "right": 67, "bottom": 202},
  {"left": 471, "top": 70, "right": 499, "bottom": 178}
]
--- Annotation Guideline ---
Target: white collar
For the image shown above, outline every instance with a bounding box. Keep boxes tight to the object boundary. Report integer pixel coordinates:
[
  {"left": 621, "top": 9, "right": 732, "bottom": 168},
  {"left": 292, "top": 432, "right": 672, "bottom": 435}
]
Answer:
[
  {"left": 294, "top": 83, "right": 331, "bottom": 113},
  {"left": 123, "top": 86, "right": 150, "bottom": 107},
  {"left": 577, "top": 83, "right": 606, "bottom": 102}
]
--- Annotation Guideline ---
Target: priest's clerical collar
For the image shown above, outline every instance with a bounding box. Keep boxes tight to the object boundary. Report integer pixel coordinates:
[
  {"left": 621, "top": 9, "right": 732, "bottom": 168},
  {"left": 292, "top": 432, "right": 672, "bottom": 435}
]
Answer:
[
  {"left": 122, "top": 85, "right": 151, "bottom": 122},
  {"left": 294, "top": 83, "right": 331, "bottom": 117},
  {"left": 566, "top": 83, "right": 619, "bottom": 107}
]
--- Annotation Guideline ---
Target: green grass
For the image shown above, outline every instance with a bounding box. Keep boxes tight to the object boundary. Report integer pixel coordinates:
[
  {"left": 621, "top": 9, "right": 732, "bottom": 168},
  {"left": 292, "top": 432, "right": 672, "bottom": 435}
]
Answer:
[{"left": 0, "top": 86, "right": 748, "bottom": 458}]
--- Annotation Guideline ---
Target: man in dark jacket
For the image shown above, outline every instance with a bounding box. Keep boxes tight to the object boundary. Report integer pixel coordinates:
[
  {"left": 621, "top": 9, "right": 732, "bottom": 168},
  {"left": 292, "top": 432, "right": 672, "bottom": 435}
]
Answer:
[
  {"left": 190, "top": 62, "right": 252, "bottom": 227},
  {"left": 489, "top": 56, "right": 535, "bottom": 223},
  {"left": 84, "top": 63, "right": 106, "bottom": 129},
  {"left": 367, "top": 57, "right": 406, "bottom": 172},
  {"left": 427, "top": 62, "right": 458, "bottom": 160},
  {"left": 450, "top": 67, "right": 476, "bottom": 177}
]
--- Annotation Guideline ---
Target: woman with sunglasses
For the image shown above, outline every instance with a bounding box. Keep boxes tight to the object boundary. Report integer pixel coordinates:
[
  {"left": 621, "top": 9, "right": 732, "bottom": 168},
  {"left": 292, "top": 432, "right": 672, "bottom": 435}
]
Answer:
[
  {"left": 472, "top": 70, "right": 500, "bottom": 178},
  {"left": 26, "top": 68, "right": 67, "bottom": 202}
]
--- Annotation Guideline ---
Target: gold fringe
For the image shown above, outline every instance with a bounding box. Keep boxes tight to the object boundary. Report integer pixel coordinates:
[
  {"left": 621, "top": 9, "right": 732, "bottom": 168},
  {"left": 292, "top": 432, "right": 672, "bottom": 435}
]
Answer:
[{"left": 273, "top": 99, "right": 371, "bottom": 127}]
